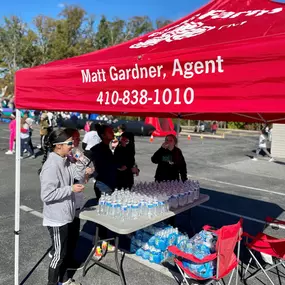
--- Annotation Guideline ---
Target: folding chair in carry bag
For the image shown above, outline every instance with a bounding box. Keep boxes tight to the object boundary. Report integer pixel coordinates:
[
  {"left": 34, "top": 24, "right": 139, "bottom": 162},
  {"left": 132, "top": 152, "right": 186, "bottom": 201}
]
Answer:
[
  {"left": 243, "top": 217, "right": 285, "bottom": 285},
  {"left": 168, "top": 219, "right": 243, "bottom": 285}
]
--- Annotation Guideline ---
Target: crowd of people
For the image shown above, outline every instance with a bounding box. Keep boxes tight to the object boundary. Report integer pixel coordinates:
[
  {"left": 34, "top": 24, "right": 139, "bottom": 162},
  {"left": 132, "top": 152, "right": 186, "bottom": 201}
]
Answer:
[
  {"left": 3, "top": 107, "right": 275, "bottom": 285},
  {"left": 25, "top": 114, "right": 187, "bottom": 285}
]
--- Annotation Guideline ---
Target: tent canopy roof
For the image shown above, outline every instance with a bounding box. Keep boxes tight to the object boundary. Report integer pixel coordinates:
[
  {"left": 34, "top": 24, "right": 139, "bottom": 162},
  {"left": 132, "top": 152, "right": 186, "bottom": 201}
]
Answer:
[{"left": 15, "top": 0, "right": 285, "bottom": 123}]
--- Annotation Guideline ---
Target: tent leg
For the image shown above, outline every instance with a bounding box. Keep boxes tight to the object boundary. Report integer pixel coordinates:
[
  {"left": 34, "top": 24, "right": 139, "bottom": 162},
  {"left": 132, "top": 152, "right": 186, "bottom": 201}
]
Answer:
[
  {"left": 176, "top": 118, "right": 181, "bottom": 139},
  {"left": 14, "top": 109, "right": 21, "bottom": 285}
]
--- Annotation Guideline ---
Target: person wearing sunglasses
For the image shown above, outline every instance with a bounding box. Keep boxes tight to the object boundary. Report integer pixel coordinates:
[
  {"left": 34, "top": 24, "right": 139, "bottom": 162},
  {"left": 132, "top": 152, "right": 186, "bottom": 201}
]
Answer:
[
  {"left": 39, "top": 129, "right": 86, "bottom": 285},
  {"left": 114, "top": 132, "right": 139, "bottom": 190}
]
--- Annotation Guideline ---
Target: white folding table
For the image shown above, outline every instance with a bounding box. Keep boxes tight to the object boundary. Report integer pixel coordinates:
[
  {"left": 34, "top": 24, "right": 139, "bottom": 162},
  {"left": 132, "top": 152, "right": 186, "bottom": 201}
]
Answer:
[{"left": 79, "top": 194, "right": 210, "bottom": 285}]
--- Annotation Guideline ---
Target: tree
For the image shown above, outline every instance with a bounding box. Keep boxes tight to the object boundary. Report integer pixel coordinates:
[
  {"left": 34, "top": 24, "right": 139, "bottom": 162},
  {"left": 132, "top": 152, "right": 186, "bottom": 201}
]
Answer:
[
  {"left": 124, "top": 16, "right": 153, "bottom": 41},
  {"left": 33, "top": 15, "right": 57, "bottom": 64},
  {"left": 0, "top": 16, "right": 36, "bottom": 94},
  {"left": 108, "top": 18, "right": 125, "bottom": 46},
  {"left": 0, "top": 16, "right": 26, "bottom": 73},
  {"left": 155, "top": 18, "right": 172, "bottom": 29},
  {"left": 95, "top": 15, "right": 112, "bottom": 50},
  {"left": 50, "top": 5, "right": 86, "bottom": 60},
  {"left": 0, "top": 5, "right": 173, "bottom": 94},
  {"left": 80, "top": 14, "right": 97, "bottom": 53}
]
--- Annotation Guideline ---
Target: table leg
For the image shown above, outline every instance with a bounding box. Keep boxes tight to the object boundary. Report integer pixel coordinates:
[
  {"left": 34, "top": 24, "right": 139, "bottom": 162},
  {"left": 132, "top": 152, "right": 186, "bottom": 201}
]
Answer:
[
  {"left": 82, "top": 225, "right": 99, "bottom": 277},
  {"left": 114, "top": 235, "right": 126, "bottom": 285}
]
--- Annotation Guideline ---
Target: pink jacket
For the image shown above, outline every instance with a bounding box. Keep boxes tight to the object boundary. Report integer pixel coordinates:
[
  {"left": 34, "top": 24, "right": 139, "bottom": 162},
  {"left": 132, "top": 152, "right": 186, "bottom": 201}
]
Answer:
[
  {"left": 9, "top": 120, "right": 16, "bottom": 136},
  {"left": 84, "top": 122, "right": 90, "bottom": 132}
]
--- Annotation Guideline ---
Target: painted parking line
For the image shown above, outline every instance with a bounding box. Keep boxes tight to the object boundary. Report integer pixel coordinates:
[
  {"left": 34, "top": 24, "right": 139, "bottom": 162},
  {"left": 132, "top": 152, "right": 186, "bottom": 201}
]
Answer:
[
  {"left": 198, "top": 205, "right": 264, "bottom": 224},
  {"left": 188, "top": 175, "right": 285, "bottom": 197},
  {"left": 20, "top": 205, "right": 44, "bottom": 219}
]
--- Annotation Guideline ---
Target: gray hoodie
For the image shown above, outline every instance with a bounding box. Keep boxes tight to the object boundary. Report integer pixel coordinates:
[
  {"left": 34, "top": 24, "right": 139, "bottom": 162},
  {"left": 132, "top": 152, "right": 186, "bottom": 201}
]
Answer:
[{"left": 40, "top": 152, "right": 85, "bottom": 227}]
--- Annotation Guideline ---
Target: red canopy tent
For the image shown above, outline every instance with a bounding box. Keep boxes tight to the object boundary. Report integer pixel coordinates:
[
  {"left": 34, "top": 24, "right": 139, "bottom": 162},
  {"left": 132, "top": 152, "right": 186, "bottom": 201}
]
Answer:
[
  {"left": 13, "top": 0, "right": 285, "bottom": 284},
  {"left": 15, "top": 0, "right": 285, "bottom": 123}
]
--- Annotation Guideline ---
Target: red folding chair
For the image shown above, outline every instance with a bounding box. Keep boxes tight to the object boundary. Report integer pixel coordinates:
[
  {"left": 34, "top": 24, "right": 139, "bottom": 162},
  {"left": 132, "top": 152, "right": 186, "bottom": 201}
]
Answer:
[
  {"left": 169, "top": 219, "right": 243, "bottom": 285},
  {"left": 243, "top": 217, "right": 285, "bottom": 285}
]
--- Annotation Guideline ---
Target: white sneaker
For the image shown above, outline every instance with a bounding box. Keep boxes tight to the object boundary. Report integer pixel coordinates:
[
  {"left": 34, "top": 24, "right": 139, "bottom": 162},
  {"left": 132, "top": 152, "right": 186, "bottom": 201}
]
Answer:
[
  {"left": 5, "top": 150, "right": 13, "bottom": 155},
  {"left": 24, "top": 149, "right": 27, "bottom": 153},
  {"left": 269, "top": 158, "right": 274, "bottom": 162},
  {"left": 48, "top": 252, "right": 53, "bottom": 259},
  {"left": 252, "top": 158, "right": 258, "bottom": 161}
]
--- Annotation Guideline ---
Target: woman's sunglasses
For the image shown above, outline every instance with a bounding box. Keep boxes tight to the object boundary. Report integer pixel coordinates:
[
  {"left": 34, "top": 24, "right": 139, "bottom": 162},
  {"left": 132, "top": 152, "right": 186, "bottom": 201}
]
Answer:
[{"left": 53, "top": 141, "right": 74, "bottom": 146}]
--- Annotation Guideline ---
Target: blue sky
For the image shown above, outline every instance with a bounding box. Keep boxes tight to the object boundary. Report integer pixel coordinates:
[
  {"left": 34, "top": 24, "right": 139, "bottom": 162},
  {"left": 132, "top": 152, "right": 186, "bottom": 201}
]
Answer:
[{"left": 0, "top": 0, "right": 209, "bottom": 25}]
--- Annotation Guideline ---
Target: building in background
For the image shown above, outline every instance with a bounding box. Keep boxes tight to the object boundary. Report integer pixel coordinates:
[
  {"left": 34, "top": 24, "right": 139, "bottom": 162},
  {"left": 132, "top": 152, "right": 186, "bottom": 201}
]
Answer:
[{"left": 271, "top": 124, "right": 285, "bottom": 158}]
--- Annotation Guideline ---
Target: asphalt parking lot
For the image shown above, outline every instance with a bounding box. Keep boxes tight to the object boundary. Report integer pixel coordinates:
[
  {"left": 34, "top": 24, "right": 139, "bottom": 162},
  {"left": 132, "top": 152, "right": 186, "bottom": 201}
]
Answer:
[{"left": 0, "top": 122, "right": 284, "bottom": 285}]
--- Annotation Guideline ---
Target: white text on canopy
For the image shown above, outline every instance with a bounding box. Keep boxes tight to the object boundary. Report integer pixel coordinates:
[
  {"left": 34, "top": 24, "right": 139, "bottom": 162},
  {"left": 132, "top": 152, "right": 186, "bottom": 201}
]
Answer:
[{"left": 80, "top": 56, "right": 224, "bottom": 106}]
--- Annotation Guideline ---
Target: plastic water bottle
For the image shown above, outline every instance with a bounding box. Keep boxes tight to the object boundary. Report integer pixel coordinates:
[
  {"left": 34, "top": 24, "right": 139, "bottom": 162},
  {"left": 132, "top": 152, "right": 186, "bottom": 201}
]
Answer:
[
  {"left": 194, "top": 181, "right": 200, "bottom": 200},
  {"left": 132, "top": 203, "right": 139, "bottom": 220},
  {"left": 147, "top": 203, "right": 154, "bottom": 219},
  {"left": 121, "top": 204, "right": 127, "bottom": 222},
  {"left": 127, "top": 202, "right": 132, "bottom": 220},
  {"left": 72, "top": 148, "right": 90, "bottom": 166},
  {"left": 153, "top": 201, "right": 159, "bottom": 216},
  {"left": 97, "top": 195, "right": 106, "bottom": 215},
  {"left": 115, "top": 202, "right": 121, "bottom": 218}
]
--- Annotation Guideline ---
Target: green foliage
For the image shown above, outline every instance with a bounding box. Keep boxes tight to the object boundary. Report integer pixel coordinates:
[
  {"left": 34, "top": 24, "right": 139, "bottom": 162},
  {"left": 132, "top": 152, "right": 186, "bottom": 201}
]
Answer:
[
  {"left": 0, "top": 5, "right": 172, "bottom": 95},
  {"left": 227, "top": 122, "right": 245, "bottom": 129}
]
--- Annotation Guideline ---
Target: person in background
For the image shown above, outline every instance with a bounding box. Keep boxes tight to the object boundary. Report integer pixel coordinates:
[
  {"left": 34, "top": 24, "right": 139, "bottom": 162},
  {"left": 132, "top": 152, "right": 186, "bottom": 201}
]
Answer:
[
  {"left": 47, "top": 111, "right": 54, "bottom": 129},
  {"left": 57, "top": 113, "right": 63, "bottom": 129},
  {"left": 34, "top": 110, "right": 41, "bottom": 125},
  {"left": 151, "top": 134, "right": 187, "bottom": 182},
  {"left": 90, "top": 125, "right": 116, "bottom": 199},
  {"left": 112, "top": 124, "right": 126, "bottom": 151},
  {"left": 265, "top": 125, "right": 270, "bottom": 135},
  {"left": 199, "top": 122, "right": 205, "bottom": 133},
  {"left": 38, "top": 113, "right": 50, "bottom": 150},
  {"left": 26, "top": 117, "right": 34, "bottom": 154},
  {"left": 84, "top": 121, "right": 91, "bottom": 133},
  {"left": 114, "top": 132, "right": 139, "bottom": 190},
  {"left": 252, "top": 129, "right": 274, "bottom": 162},
  {"left": 20, "top": 117, "right": 35, "bottom": 159},
  {"left": 211, "top": 121, "right": 218, "bottom": 135},
  {"left": 5, "top": 112, "right": 16, "bottom": 155},
  {"left": 82, "top": 123, "right": 101, "bottom": 159},
  {"left": 39, "top": 129, "right": 86, "bottom": 285}
]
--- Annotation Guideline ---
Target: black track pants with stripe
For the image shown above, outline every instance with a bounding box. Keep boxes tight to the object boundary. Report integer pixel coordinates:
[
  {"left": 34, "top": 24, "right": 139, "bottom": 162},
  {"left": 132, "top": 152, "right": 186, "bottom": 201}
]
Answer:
[{"left": 47, "top": 218, "right": 80, "bottom": 285}]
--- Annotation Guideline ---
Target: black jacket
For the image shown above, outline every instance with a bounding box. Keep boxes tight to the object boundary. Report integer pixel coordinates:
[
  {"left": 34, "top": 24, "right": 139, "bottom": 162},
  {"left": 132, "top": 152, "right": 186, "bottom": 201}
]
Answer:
[
  {"left": 114, "top": 144, "right": 135, "bottom": 189},
  {"left": 90, "top": 142, "right": 117, "bottom": 190},
  {"left": 151, "top": 147, "right": 187, "bottom": 182}
]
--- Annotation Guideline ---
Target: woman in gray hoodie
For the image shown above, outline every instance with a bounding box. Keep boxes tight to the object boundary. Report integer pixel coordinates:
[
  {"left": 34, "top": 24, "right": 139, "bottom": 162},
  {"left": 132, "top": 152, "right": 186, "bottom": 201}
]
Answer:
[{"left": 39, "top": 129, "right": 86, "bottom": 285}]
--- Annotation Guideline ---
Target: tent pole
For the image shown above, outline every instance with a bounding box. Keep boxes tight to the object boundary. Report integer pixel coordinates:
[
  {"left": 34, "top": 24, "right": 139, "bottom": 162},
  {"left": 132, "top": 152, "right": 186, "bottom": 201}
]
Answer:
[
  {"left": 14, "top": 109, "right": 21, "bottom": 285},
  {"left": 176, "top": 117, "right": 181, "bottom": 140}
]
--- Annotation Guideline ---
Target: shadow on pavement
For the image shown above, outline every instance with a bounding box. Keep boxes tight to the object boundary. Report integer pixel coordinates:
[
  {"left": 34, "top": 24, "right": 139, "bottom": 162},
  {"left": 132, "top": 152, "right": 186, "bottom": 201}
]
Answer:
[{"left": 19, "top": 246, "right": 52, "bottom": 285}]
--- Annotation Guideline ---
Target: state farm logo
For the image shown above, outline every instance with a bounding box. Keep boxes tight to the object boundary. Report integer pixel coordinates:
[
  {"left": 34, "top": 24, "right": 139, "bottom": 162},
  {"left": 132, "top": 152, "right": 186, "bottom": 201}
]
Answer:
[
  {"left": 129, "top": 7, "right": 283, "bottom": 49},
  {"left": 170, "top": 22, "right": 215, "bottom": 40},
  {"left": 130, "top": 22, "right": 215, "bottom": 49}
]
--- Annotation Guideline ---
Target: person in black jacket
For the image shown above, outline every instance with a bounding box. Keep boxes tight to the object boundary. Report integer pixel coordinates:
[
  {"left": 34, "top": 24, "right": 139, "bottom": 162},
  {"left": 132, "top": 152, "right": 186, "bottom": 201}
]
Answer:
[
  {"left": 90, "top": 125, "right": 116, "bottom": 199},
  {"left": 114, "top": 132, "right": 139, "bottom": 189},
  {"left": 151, "top": 134, "right": 187, "bottom": 182}
]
